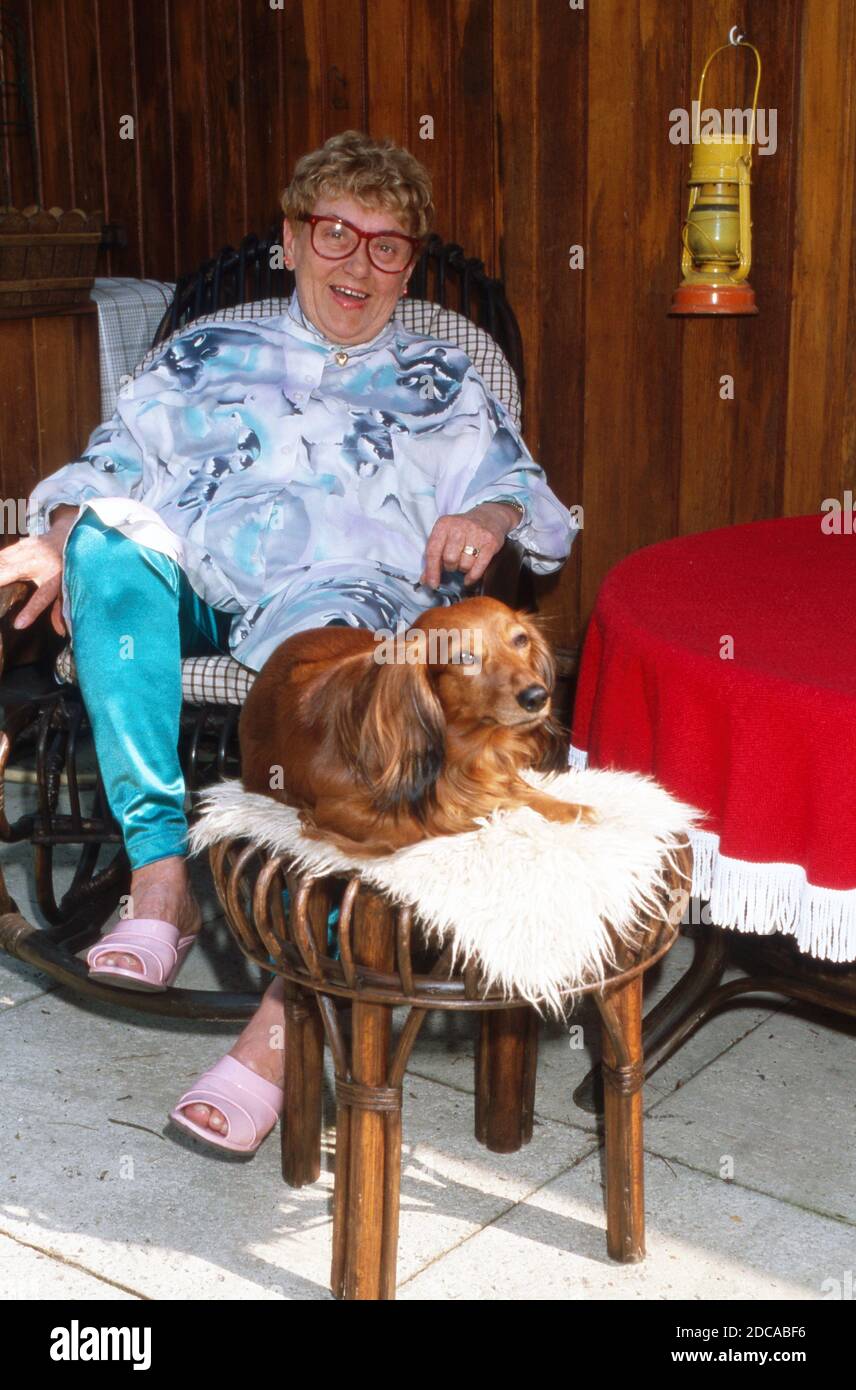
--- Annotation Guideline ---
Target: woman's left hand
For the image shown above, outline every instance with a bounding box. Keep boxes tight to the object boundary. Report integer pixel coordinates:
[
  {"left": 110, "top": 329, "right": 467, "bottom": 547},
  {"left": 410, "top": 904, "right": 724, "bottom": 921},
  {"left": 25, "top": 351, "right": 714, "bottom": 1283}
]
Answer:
[{"left": 420, "top": 502, "right": 521, "bottom": 590}]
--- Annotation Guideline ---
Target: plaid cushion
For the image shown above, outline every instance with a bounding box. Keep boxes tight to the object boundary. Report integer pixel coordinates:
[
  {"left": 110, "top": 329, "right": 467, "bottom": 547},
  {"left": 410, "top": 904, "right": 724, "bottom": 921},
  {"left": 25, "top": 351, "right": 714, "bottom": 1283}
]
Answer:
[
  {"left": 91, "top": 277, "right": 176, "bottom": 419},
  {"left": 134, "top": 297, "right": 522, "bottom": 429},
  {"left": 55, "top": 646, "right": 256, "bottom": 707}
]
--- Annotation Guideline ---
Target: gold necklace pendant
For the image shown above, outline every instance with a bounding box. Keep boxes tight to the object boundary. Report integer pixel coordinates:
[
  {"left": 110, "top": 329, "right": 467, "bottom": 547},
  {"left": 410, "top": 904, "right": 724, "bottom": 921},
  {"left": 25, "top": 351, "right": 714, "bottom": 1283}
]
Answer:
[{"left": 334, "top": 350, "right": 349, "bottom": 366}]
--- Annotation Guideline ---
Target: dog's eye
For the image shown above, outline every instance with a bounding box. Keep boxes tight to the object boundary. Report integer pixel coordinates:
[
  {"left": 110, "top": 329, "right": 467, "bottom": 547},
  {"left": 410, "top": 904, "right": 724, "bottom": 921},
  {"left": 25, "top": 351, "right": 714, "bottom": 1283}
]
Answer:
[
  {"left": 512, "top": 631, "right": 529, "bottom": 648},
  {"left": 458, "top": 650, "right": 476, "bottom": 665}
]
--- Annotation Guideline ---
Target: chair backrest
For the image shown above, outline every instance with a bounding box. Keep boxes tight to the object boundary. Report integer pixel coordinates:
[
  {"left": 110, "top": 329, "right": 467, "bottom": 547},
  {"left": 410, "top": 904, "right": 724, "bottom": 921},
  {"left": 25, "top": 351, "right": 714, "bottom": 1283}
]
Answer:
[{"left": 150, "top": 226, "right": 525, "bottom": 425}]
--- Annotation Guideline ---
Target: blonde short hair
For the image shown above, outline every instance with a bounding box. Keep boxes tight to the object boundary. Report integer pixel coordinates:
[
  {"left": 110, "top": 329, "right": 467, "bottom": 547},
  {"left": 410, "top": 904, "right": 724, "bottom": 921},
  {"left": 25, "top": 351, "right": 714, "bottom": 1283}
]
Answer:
[{"left": 281, "top": 131, "right": 434, "bottom": 240}]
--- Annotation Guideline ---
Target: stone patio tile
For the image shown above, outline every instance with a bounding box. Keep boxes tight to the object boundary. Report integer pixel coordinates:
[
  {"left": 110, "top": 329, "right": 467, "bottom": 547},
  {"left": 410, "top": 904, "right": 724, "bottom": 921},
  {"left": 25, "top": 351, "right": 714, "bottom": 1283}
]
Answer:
[
  {"left": 643, "top": 1004, "right": 856, "bottom": 1226},
  {"left": 400, "top": 1145, "right": 850, "bottom": 1300},
  {"left": 0, "top": 1230, "right": 139, "bottom": 1299},
  {"left": 1, "top": 986, "right": 595, "bottom": 1298}
]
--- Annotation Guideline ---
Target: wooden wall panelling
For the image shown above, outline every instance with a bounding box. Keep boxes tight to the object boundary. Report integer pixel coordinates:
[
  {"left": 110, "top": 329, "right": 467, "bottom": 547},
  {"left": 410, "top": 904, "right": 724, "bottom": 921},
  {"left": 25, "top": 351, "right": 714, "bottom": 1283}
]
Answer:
[
  {"left": 677, "top": 0, "right": 800, "bottom": 540},
  {"left": 724, "top": 0, "right": 799, "bottom": 527},
  {"left": 205, "top": 0, "right": 246, "bottom": 253},
  {"left": 0, "top": 318, "right": 40, "bottom": 522},
  {"left": 282, "top": 0, "right": 325, "bottom": 179},
  {"left": 493, "top": 0, "right": 541, "bottom": 453},
  {"left": 580, "top": 0, "right": 685, "bottom": 621},
  {"left": 131, "top": 0, "right": 174, "bottom": 279},
  {"left": 530, "top": 0, "right": 588, "bottom": 645},
  {"left": 449, "top": 0, "right": 494, "bottom": 276},
  {"left": 1, "top": 0, "right": 40, "bottom": 205},
  {"left": 168, "top": 0, "right": 213, "bottom": 275},
  {"left": 405, "top": 0, "right": 452, "bottom": 241},
  {"left": 27, "top": 0, "right": 73, "bottom": 211},
  {"left": 62, "top": 0, "right": 103, "bottom": 215},
  {"left": 0, "top": 307, "right": 100, "bottom": 538},
  {"left": 243, "top": 0, "right": 287, "bottom": 229},
  {"left": 677, "top": 0, "right": 747, "bottom": 538},
  {"left": 365, "top": 0, "right": 408, "bottom": 148},
  {"left": 784, "top": 0, "right": 856, "bottom": 515},
  {"left": 30, "top": 307, "right": 99, "bottom": 480},
  {"left": 100, "top": 0, "right": 143, "bottom": 279},
  {"left": 320, "top": 0, "right": 367, "bottom": 142}
]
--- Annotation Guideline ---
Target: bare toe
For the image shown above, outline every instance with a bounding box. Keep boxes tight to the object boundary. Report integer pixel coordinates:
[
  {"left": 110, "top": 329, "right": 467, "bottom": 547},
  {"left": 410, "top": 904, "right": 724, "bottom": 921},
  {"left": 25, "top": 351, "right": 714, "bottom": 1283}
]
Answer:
[
  {"left": 98, "top": 950, "right": 143, "bottom": 973},
  {"left": 182, "top": 1101, "right": 227, "bottom": 1132}
]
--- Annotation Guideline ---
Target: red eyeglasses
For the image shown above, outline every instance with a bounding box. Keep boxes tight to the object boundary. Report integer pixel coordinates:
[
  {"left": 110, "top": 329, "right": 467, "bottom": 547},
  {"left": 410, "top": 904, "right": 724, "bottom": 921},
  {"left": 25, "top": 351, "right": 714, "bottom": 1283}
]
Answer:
[{"left": 297, "top": 213, "right": 421, "bottom": 273}]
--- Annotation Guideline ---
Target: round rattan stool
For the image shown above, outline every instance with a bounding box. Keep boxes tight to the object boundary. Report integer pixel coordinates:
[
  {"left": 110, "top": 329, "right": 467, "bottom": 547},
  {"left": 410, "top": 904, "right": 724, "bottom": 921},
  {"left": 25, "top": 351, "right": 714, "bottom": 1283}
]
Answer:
[{"left": 210, "top": 838, "right": 691, "bottom": 1301}]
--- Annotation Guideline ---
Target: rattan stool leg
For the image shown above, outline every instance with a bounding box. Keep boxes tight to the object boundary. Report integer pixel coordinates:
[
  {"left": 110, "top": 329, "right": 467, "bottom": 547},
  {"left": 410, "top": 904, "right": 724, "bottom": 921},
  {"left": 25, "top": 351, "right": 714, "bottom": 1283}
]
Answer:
[
  {"left": 332, "top": 999, "right": 401, "bottom": 1300},
  {"left": 280, "top": 984, "right": 324, "bottom": 1187},
  {"left": 475, "top": 1006, "right": 539, "bottom": 1153},
  {"left": 598, "top": 973, "right": 645, "bottom": 1262}
]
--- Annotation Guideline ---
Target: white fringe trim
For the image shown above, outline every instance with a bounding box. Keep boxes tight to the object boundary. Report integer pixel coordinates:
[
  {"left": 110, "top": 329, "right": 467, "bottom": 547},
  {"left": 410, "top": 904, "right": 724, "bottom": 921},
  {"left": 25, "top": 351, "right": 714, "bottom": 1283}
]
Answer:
[
  {"left": 570, "top": 748, "right": 856, "bottom": 962},
  {"left": 568, "top": 743, "right": 589, "bottom": 770}
]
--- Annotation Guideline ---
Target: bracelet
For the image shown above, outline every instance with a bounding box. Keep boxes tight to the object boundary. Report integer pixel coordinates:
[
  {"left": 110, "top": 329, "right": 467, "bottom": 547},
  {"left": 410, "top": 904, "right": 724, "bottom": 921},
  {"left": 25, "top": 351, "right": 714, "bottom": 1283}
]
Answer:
[{"left": 493, "top": 496, "right": 526, "bottom": 525}]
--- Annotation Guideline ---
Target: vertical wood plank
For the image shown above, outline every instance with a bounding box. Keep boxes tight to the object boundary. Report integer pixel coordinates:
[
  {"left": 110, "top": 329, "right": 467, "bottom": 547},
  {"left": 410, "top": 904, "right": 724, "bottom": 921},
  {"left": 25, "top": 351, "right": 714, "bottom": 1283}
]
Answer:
[
  {"left": 282, "top": 0, "right": 325, "bottom": 173},
  {"left": 530, "top": 0, "right": 587, "bottom": 642},
  {"left": 321, "top": 0, "right": 367, "bottom": 141},
  {"left": 580, "top": 0, "right": 684, "bottom": 621},
  {"left": 62, "top": 0, "right": 103, "bottom": 214},
  {"left": 28, "top": 0, "right": 73, "bottom": 207},
  {"left": 205, "top": 0, "right": 246, "bottom": 253},
  {"left": 168, "top": 0, "right": 212, "bottom": 271},
  {"left": 494, "top": 0, "right": 541, "bottom": 451},
  {"left": 0, "top": 319, "right": 39, "bottom": 516},
  {"left": 243, "top": 0, "right": 288, "bottom": 230},
  {"left": 96, "top": 0, "right": 141, "bottom": 276},
  {"left": 132, "top": 0, "right": 175, "bottom": 279},
  {"left": 1, "top": 0, "right": 40, "bottom": 206},
  {"left": 365, "top": 0, "right": 407, "bottom": 142},
  {"left": 405, "top": 0, "right": 451, "bottom": 237},
  {"left": 784, "top": 0, "right": 856, "bottom": 513},
  {"left": 449, "top": 0, "right": 494, "bottom": 270}
]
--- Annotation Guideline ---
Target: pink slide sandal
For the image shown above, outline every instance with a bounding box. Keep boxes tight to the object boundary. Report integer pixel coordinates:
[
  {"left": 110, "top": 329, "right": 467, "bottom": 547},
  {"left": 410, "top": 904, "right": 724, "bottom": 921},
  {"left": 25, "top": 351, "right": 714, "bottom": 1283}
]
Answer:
[
  {"left": 169, "top": 1054, "right": 284, "bottom": 1154},
  {"left": 86, "top": 918, "right": 198, "bottom": 992}
]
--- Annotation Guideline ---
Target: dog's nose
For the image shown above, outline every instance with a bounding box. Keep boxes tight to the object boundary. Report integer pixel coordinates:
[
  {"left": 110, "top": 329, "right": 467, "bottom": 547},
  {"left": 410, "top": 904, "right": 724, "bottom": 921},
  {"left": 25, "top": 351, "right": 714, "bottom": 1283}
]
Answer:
[{"left": 517, "top": 683, "right": 549, "bottom": 713}]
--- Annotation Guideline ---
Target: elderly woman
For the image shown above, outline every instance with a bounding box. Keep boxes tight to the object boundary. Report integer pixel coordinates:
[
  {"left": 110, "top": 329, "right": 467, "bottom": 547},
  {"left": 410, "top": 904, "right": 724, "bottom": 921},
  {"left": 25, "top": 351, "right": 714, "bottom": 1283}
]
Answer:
[{"left": 6, "top": 131, "right": 575, "bottom": 1153}]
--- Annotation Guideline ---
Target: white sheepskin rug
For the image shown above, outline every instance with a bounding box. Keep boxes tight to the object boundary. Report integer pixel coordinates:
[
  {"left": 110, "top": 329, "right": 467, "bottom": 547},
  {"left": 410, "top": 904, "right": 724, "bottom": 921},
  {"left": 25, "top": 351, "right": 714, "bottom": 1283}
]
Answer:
[{"left": 189, "top": 768, "right": 698, "bottom": 1016}]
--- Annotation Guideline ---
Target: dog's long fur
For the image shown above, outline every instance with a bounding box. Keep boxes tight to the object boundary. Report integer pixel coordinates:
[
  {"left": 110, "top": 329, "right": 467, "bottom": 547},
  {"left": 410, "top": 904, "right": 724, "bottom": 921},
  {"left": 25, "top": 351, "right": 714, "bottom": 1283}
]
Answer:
[{"left": 239, "top": 596, "right": 594, "bottom": 856}]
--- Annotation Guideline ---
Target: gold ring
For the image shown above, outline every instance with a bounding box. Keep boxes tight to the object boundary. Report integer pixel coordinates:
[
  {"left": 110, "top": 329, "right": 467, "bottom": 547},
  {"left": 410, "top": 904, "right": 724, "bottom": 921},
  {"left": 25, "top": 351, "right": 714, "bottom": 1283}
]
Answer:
[{"left": 462, "top": 544, "right": 480, "bottom": 558}]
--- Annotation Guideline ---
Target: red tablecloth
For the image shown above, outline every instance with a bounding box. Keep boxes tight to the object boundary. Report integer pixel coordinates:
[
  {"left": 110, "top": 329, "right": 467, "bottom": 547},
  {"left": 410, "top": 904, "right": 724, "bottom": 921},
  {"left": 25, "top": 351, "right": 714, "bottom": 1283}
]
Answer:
[{"left": 571, "top": 514, "right": 856, "bottom": 961}]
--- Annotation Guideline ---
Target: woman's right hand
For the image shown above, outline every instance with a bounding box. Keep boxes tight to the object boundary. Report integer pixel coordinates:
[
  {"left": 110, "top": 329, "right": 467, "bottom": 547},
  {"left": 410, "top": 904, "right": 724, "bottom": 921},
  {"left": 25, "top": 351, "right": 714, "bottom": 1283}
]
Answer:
[{"left": 0, "top": 505, "right": 78, "bottom": 636}]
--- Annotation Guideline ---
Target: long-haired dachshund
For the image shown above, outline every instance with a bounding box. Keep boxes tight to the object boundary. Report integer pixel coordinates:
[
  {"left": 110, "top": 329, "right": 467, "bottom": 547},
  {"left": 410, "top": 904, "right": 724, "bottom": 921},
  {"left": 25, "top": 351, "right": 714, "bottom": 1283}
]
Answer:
[{"left": 239, "top": 596, "right": 594, "bottom": 856}]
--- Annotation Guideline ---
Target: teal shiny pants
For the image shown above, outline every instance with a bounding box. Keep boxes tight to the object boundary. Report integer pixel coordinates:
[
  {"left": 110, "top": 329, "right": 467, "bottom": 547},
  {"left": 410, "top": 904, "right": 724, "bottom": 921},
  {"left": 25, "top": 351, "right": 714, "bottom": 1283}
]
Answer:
[{"left": 64, "top": 510, "right": 233, "bottom": 870}]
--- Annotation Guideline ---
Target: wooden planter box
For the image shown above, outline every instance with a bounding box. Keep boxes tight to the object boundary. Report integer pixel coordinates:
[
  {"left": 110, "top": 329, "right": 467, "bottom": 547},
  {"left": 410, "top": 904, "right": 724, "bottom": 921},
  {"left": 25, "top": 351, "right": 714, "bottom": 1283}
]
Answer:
[{"left": 0, "top": 206, "right": 103, "bottom": 316}]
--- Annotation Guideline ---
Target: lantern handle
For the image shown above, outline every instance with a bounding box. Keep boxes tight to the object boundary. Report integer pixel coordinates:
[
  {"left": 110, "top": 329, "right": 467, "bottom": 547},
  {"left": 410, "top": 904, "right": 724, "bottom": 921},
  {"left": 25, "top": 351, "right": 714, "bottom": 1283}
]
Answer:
[{"left": 696, "top": 32, "right": 762, "bottom": 148}]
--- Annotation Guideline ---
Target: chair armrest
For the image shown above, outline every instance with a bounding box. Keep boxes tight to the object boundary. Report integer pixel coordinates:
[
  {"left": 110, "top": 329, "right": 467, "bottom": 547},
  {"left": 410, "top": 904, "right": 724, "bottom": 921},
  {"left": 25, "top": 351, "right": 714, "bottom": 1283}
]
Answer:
[{"left": 478, "top": 538, "right": 526, "bottom": 607}]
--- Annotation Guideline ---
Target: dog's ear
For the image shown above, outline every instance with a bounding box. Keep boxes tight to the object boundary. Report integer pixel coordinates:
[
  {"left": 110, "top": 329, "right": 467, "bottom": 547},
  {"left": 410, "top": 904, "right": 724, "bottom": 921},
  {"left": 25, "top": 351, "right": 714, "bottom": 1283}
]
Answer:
[
  {"left": 338, "top": 655, "right": 446, "bottom": 819},
  {"left": 528, "top": 712, "right": 571, "bottom": 774},
  {"left": 522, "top": 612, "right": 557, "bottom": 692}
]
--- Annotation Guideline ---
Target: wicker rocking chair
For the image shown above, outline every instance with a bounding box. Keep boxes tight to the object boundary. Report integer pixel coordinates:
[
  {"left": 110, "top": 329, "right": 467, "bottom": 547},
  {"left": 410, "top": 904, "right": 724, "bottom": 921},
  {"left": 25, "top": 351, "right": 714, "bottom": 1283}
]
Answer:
[{"left": 0, "top": 229, "right": 533, "bottom": 1023}]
